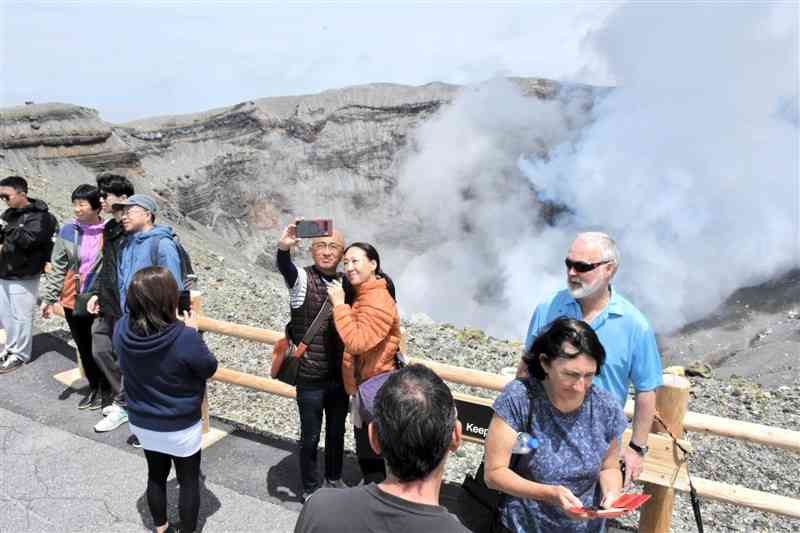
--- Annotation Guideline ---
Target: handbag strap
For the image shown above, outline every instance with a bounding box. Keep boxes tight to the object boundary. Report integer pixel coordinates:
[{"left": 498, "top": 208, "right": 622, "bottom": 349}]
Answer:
[
  {"left": 300, "top": 299, "right": 331, "bottom": 346},
  {"left": 72, "top": 227, "right": 83, "bottom": 291},
  {"left": 508, "top": 379, "right": 535, "bottom": 473}
]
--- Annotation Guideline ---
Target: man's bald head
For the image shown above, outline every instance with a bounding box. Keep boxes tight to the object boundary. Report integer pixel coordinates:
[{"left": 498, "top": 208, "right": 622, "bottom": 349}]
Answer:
[{"left": 312, "top": 229, "right": 345, "bottom": 249}]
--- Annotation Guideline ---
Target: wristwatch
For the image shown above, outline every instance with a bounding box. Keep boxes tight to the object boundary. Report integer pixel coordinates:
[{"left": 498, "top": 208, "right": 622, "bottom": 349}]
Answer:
[{"left": 629, "top": 441, "right": 649, "bottom": 456}]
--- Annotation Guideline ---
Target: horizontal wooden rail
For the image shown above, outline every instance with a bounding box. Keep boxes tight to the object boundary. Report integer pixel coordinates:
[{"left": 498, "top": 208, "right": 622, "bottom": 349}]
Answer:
[
  {"left": 692, "top": 477, "right": 800, "bottom": 519},
  {"left": 198, "top": 317, "right": 283, "bottom": 345},
  {"left": 622, "top": 401, "right": 800, "bottom": 453},
  {"left": 212, "top": 366, "right": 296, "bottom": 399}
]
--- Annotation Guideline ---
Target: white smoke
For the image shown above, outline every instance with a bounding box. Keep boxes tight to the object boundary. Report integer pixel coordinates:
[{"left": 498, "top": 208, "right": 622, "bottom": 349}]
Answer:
[{"left": 395, "top": 2, "right": 799, "bottom": 338}]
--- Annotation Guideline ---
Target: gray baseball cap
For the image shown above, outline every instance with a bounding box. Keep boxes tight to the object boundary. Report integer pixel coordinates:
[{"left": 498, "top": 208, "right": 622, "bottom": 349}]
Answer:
[{"left": 112, "top": 194, "right": 158, "bottom": 213}]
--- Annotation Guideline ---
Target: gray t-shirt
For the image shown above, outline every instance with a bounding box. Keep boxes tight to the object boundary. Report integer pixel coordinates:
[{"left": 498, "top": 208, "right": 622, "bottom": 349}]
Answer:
[
  {"left": 493, "top": 378, "right": 628, "bottom": 533},
  {"left": 294, "top": 484, "right": 469, "bottom": 533}
]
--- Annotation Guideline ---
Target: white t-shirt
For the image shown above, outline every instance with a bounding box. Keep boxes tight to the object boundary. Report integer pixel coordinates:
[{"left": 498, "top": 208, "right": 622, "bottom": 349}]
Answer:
[{"left": 129, "top": 420, "right": 202, "bottom": 457}]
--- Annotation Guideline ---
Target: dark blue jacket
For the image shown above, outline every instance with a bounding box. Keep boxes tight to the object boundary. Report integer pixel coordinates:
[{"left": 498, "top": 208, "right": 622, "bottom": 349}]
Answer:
[{"left": 114, "top": 314, "right": 218, "bottom": 432}]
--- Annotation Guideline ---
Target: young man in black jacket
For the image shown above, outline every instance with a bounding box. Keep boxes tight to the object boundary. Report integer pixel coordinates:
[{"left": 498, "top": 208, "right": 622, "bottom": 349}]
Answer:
[
  {"left": 86, "top": 173, "right": 134, "bottom": 433},
  {"left": 0, "top": 175, "right": 57, "bottom": 374}
]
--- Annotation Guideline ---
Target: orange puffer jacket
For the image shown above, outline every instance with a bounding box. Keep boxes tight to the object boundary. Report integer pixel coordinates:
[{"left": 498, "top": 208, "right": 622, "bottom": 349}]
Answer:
[{"left": 334, "top": 277, "right": 401, "bottom": 395}]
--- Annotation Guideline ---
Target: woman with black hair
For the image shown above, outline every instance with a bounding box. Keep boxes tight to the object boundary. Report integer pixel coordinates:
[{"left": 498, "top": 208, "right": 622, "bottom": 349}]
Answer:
[
  {"left": 483, "top": 317, "right": 628, "bottom": 533},
  {"left": 41, "top": 184, "right": 110, "bottom": 410},
  {"left": 114, "top": 266, "right": 217, "bottom": 533},
  {"left": 326, "top": 242, "right": 401, "bottom": 484}
]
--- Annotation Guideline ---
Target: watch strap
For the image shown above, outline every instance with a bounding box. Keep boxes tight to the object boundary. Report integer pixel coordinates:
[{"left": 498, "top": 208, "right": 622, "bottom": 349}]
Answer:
[{"left": 629, "top": 440, "right": 648, "bottom": 455}]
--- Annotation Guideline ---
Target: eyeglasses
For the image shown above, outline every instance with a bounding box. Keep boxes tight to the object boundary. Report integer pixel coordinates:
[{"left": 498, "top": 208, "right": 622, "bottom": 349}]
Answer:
[
  {"left": 121, "top": 206, "right": 147, "bottom": 216},
  {"left": 0, "top": 194, "right": 9, "bottom": 201},
  {"left": 565, "top": 258, "right": 611, "bottom": 273},
  {"left": 312, "top": 242, "right": 342, "bottom": 252},
  {"left": 556, "top": 369, "right": 596, "bottom": 384}
]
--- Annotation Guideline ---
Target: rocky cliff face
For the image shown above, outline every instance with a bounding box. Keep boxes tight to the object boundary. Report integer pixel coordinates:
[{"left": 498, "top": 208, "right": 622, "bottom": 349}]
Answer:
[{"left": 1, "top": 79, "right": 571, "bottom": 267}]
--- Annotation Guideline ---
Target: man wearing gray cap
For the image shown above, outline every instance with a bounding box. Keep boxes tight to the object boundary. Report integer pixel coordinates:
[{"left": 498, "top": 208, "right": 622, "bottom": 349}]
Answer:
[{"left": 114, "top": 194, "right": 184, "bottom": 317}]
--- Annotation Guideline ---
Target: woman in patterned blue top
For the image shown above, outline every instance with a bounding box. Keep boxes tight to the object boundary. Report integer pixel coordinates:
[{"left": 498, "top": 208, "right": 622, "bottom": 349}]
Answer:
[{"left": 484, "top": 317, "right": 629, "bottom": 533}]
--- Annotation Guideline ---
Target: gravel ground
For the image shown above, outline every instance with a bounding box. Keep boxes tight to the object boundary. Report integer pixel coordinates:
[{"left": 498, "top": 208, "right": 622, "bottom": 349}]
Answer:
[{"left": 35, "top": 231, "right": 800, "bottom": 533}]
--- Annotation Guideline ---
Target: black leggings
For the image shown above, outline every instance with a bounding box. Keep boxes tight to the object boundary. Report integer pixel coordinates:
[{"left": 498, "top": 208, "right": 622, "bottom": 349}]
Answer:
[
  {"left": 144, "top": 449, "right": 202, "bottom": 532},
  {"left": 354, "top": 426, "right": 386, "bottom": 484},
  {"left": 64, "top": 308, "right": 109, "bottom": 392}
]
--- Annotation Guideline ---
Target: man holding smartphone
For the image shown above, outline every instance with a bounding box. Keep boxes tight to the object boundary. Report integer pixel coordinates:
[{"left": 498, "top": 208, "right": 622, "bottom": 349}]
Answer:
[
  {"left": 522, "top": 232, "right": 662, "bottom": 487},
  {"left": 277, "top": 221, "right": 349, "bottom": 501}
]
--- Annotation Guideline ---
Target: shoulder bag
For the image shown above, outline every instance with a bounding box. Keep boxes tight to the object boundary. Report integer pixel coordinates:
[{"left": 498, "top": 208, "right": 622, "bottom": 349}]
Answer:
[
  {"left": 270, "top": 300, "right": 331, "bottom": 386},
  {"left": 458, "top": 380, "right": 534, "bottom": 533}
]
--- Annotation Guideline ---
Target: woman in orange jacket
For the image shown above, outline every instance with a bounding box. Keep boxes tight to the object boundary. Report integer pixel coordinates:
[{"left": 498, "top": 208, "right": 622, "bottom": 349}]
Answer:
[{"left": 327, "top": 242, "right": 400, "bottom": 484}]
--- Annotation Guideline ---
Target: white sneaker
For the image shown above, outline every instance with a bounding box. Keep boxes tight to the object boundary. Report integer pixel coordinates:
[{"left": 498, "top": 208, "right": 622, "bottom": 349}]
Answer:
[
  {"left": 0, "top": 354, "right": 24, "bottom": 374},
  {"left": 94, "top": 405, "right": 128, "bottom": 432},
  {"left": 102, "top": 403, "right": 116, "bottom": 416}
]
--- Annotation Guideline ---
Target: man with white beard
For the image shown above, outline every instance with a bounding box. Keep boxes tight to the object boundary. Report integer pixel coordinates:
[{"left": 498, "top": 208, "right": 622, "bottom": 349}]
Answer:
[{"left": 522, "top": 232, "right": 662, "bottom": 486}]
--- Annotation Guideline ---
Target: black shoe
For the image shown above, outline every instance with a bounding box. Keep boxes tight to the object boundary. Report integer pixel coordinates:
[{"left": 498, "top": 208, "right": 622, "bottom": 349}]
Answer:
[
  {"left": 127, "top": 434, "right": 142, "bottom": 448},
  {"left": 88, "top": 389, "right": 104, "bottom": 410},
  {"left": 78, "top": 389, "right": 99, "bottom": 410}
]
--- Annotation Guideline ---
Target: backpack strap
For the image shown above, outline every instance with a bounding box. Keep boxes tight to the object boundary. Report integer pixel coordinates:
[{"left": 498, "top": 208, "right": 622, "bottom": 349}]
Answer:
[{"left": 149, "top": 234, "right": 165, "bottom": 266}]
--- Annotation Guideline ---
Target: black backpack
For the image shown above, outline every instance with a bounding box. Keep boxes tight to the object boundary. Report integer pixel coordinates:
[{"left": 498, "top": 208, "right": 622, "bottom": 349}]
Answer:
[{"left": 148, "top": 231, "right": 194, "bottom": 288}]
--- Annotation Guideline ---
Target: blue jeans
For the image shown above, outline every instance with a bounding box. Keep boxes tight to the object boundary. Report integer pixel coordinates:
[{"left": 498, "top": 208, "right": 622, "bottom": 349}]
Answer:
[{"left": 296, "top": 380, "right": 348, "bottom": 492}]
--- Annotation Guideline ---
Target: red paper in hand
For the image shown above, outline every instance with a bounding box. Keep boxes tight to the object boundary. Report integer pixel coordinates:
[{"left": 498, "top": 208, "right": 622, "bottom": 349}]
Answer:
[{"left": 569, "top": 493, "right": 652, "bottom": 518}]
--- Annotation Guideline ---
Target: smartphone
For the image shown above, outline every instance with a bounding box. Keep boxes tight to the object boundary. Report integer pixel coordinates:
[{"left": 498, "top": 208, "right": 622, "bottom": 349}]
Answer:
[
  {"left": 178, "top": 290, "right": 192, "bottom": 314},
  {"left": 295, "top": 219, "right": 333, "bottom": 239}
]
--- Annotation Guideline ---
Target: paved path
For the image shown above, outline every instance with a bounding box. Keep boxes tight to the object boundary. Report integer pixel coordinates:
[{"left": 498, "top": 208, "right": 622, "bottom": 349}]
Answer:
[
  {"left": 0, "top": 330, "right": 306, "bottom": 532},
  {"left": 0, "top": 406, "right": 299, "bottom": 532}
]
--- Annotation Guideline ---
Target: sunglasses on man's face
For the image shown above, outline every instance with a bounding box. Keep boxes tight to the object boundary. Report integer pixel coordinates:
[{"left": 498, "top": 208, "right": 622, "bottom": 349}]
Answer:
[
  {"left": 0, "top": 194, "right": 10, "bottom": 201},
  {"left": 565, "top": 258, "right": 610, "bottom": 273}
]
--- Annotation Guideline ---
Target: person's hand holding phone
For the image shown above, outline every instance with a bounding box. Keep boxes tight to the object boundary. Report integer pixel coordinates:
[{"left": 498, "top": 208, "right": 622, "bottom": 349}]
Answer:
[
  {"left": 326, "top": 280, "right": 345, "bottom": 307},
  {"left": 86, "top": 295, "right": 100, "bottom": 315},
  {"left": 181, "top": 309, "right": 200, "bottom": 330},
  {"left": 278, "top": 221, "right": 300, "bottom": 251}
]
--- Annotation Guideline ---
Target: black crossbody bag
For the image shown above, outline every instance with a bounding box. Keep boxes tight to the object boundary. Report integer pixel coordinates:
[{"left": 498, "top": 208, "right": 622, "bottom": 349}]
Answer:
[{"left": 459, "top": 379, "right": 534, "bottom": 533}]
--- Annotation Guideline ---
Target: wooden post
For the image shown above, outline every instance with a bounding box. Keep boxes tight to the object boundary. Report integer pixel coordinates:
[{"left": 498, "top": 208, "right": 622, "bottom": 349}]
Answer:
[
  {"left": 639, "top": 373, "right": 690, "bottom": 533},
  {"left": 192, "top": 292, "right": 210, "bottom": 434}
]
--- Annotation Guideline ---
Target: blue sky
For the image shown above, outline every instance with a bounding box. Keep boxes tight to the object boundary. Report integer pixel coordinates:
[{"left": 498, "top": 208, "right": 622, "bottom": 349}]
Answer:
[{"left": 1, "top": 1, "right": 620, "bottom": 122}]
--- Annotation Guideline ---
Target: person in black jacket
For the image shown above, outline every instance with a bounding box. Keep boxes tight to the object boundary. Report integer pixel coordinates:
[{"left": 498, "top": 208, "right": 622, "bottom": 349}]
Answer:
[
  {"left": 277, "top": 221, "right": 349, "bottom": 501},
  {"left": 87, "top": 173, "right": 134, "bottom": 433},
  {"left": 0, "top": 175, "right": 57, "bottom": 374},
  {"left": 114, "top": 266, "right": 217, "bottom": 533}
]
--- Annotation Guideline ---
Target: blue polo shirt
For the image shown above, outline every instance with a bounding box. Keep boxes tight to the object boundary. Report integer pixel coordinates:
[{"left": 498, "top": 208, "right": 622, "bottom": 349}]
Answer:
[{"left": 524, "top": 288, "right": 663, "bottom": 404}]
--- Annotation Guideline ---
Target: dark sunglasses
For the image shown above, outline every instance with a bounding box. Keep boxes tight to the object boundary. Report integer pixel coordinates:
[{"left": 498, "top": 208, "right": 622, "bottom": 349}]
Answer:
[
  {"left": 0, "top": 194, "right": 9, "bottom": 201},
  {"left": 565, "top": 258, "right": 610, "bottom": 273}
]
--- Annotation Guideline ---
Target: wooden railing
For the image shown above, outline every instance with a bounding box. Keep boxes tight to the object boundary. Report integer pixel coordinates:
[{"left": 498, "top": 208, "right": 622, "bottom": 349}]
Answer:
[{"left": 50, "top": 299, "right": 800, "bottom": 532}]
